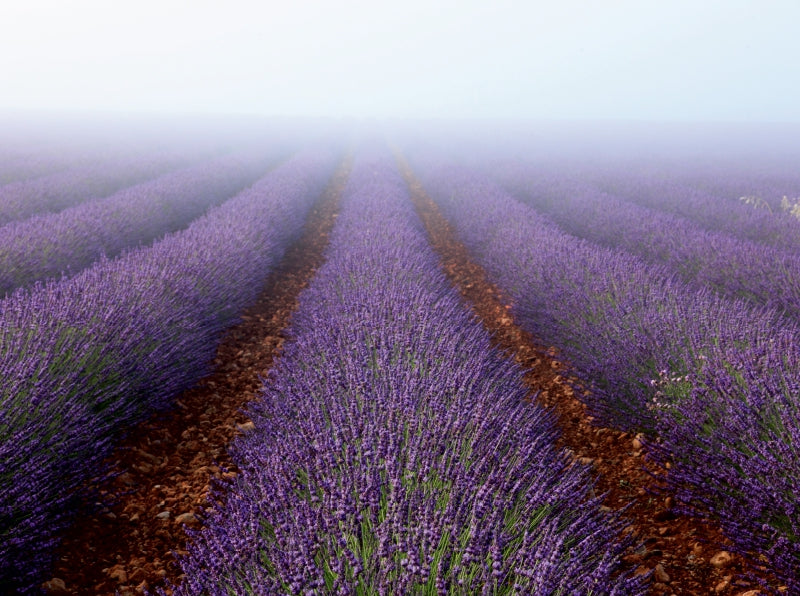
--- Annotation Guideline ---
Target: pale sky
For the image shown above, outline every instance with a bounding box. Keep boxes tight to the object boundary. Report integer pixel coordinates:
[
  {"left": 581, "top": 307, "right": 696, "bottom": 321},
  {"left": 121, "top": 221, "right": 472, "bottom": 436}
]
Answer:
[{"left": 1, "top": 0, "right": 798, "bottom": 121}]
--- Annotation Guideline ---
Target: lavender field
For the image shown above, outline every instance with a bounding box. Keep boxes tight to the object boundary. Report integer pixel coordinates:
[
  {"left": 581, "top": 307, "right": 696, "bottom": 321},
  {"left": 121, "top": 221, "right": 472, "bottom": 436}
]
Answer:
[{"left": 1, "top": 122, "right": 799, "bottom": 595}]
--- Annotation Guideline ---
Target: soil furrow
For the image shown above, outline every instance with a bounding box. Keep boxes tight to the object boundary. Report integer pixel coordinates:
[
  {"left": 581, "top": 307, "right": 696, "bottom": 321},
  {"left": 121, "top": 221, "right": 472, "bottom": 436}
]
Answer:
[
  {"left": 42, "top": 157, "right": 351, "bottom": 596},
  {"left": 398, "top": 157, "right": 768, "bottom": 596}
]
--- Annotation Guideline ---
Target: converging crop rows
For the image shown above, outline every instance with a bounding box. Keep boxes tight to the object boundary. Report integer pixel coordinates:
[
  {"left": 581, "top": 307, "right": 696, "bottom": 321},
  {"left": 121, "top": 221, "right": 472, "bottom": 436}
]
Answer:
[{"left": 0, "top": 132, "right": 797, "bottom": 595}]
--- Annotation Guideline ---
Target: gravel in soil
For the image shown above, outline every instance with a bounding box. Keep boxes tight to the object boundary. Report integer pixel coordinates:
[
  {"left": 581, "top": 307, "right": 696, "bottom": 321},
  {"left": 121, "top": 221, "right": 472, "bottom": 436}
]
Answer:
[
  {"left": 398, "top": 156, "right": 772, "bottom": 596},
  {"left": 43, "top": 157, "right": 351, "bottom": 596}
]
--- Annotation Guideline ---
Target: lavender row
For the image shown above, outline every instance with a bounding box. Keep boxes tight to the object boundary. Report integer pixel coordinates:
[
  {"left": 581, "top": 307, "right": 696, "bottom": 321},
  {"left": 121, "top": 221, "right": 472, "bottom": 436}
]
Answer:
[
  {"left": 0, "top": 149, "right": 338, "bottom": 592},
  {"left": 166, "top": 152, "right": 643, "bottom": 595},
  {"left": 415, "top": 163, "right": 800, "bottom": 591},
  {"left": 491, "top": 167, "right": 800, "bottom": 321},
  {"left": 0, "top": 149, "right": 208, "bottom": 226},
  {"left": 0, "top": 149, "right": 284, "bottom": 297}
]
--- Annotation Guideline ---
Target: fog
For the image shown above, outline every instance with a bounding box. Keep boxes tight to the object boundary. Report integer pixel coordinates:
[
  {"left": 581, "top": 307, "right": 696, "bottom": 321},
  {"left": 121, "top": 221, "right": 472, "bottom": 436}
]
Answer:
[{"left": 2, "top": 0, "right": 799, "bottom": 122}]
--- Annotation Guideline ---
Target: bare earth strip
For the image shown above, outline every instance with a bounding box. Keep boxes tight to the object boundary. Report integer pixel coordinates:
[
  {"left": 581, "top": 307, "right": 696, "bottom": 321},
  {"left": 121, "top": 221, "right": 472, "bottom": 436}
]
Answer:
[
  {"left": 43, "top": 157, "right": 351, "bottom": 596},
  {"left": 397, "top": 156, "right": 769, "bottom": 596}
]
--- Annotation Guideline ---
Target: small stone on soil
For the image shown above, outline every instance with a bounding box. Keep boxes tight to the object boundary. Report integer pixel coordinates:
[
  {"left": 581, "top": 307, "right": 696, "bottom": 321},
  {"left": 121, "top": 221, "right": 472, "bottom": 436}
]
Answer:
[
  {"left": 236, "top": 421, "right": 256, "bottom": 433},
  {"left": 175, "top": 512, "right": 199, "bottom": 525},
  {"left": 107, "top": 564, "right": 128, "bottom": 583},
  {"left": 710, "top": 551, "right": 733, "bottom": 568},
  {"left": 653, "top": 563, "right": 670, "bottom": 583},
  {"left": 715, "top": 576, "right": 732, "bottom": 593},
  {"left": 41, "top": 578, "right": 68, "bottom": 593}
]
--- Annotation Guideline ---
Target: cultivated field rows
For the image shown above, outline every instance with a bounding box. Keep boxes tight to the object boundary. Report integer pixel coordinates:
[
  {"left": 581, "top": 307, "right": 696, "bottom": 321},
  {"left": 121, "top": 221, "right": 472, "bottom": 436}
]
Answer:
[
  {"left": 164, "top": 150, "right": 645, "bottom": 594},
  {"left": 413, "top": 158, "right": 799, "bottom": 592},
  {"left": 0, "top": 151, "right": 200, "bottom": 227},
  {"left": 0, "top": 137, "right": 797, "bottom": 594},
  {"left": 0, "top": 147, "right": 338, "bottom": 591},
  {"left": 590, "top": 168, "right": 800, "bottom": 251},
  {"left": 0, "top": 148, "right": 290, "bottom": 296}
]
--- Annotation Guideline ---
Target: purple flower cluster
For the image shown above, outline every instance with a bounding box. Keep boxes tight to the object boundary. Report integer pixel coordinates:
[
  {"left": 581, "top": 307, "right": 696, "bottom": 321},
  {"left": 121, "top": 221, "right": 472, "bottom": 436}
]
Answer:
[
  {"left": 0, "top": 149, "right": 337, "bottom": 592},
  {"left": 490, "top": 166, "right": 800, "bottom": 321},
  {"left": 658, "top": 335, "right": 800, "bottom": 591},
  {"left": 414, "top": 163, "right": 800, "bottom": 590},
  {"left": 167, "top": 152, "right": 644, "bottom": 595},
  {"left": 0, "top": 150, "right": 283, "bottom": 296}
]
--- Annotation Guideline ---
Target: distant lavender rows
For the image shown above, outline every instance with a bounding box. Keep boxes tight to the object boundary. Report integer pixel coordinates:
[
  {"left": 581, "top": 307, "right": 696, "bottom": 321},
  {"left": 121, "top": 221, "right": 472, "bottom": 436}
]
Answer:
[
  {"left": 0, "top": 144, "right": 122, "bottom": 186},
  {"left": 589, "top": 167, "right": 800, "bottom": 252},
  {"left": 0, "top": 149, "right": 338, "bottom": 592},
  {"left": 166, "top": 152, "right": 644, "bottom": 595},
  {"left": 490, "top": 164, "right": 800, "bottom": 321},
  {"left": 679, "top": 166, "right": 800, "bottom": 213},
  {"left": 489, "top": 160, "right": 800, "bottom": 253},
  {"left": 0, "top": 150, "right": 207, "bottom": 226},
  {"left": 414, "top": 163, "right": 800, "bottom": 591},
  {"left": 0, "top": 149, "right": 284, "bottom": 296},
  {"left": 0, "top": 153, "right": 73, "bottom": 186}
]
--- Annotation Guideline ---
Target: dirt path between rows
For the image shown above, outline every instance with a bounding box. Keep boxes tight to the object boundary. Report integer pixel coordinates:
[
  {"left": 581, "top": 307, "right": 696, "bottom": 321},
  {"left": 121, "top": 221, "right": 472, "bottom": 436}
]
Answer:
[
  {"left": 42, "top": 158, "right": 351, "bottom": 596},
  {"left": 398, "top": 157, "right": 770, "bottom": 596}
]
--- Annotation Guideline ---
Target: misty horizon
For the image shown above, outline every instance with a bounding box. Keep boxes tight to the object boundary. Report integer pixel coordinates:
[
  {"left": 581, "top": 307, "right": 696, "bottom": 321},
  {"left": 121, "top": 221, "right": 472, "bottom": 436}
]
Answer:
[{"left": 2, "top": 0, "right": 799, "bottom": 123}]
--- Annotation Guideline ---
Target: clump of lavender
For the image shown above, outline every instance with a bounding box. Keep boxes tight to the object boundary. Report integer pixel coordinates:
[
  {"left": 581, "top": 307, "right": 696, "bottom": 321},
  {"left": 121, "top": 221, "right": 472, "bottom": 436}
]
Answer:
[
  {"left": 0, "top": 149, "right": 337, "bottom": 592},
  {"left": 168, "top": 151, "right": 643, "bottom": 595},
  {"left": 413, "top": 162, "right": 800, "bottom": 589},
  {"left": 653, "top": 332, "right": 800, "bottom": 592}
]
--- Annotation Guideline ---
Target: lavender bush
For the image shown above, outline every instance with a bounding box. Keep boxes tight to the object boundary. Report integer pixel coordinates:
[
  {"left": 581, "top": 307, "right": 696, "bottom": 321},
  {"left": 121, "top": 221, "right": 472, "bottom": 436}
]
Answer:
[
  {"left": 0, "top": 149, "right": 282, "bottom": 296},
  {"left": 655, "top": 332, "right": 800, "bottom": 592},
  {"left": 0, "top": 149, "right": 337, "bottom": 592},
  {"left": 415, "top": 162, "right": 800, "bottom": 590},
  {"left": 167, "top": 152, "right": 644, "bottom": 595},
  {"left": 484, "top": 159, "right": 800, "bottom": 253}
]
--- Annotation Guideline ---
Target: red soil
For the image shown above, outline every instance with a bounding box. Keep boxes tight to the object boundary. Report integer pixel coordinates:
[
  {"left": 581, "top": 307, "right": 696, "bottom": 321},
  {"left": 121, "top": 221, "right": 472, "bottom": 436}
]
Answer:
[
  {"left": 43, "top": 158, "right": 351, "bottom": 596},
  {"left": 398, "top": 157, "right": 771, "bottom": 596}
]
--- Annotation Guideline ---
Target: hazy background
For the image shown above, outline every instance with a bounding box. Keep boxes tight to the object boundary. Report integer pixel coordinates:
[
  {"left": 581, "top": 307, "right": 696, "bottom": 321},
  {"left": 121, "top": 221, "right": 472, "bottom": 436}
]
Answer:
[{"left": 2, "top": 0, "right": 799, "bottom": 122}]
